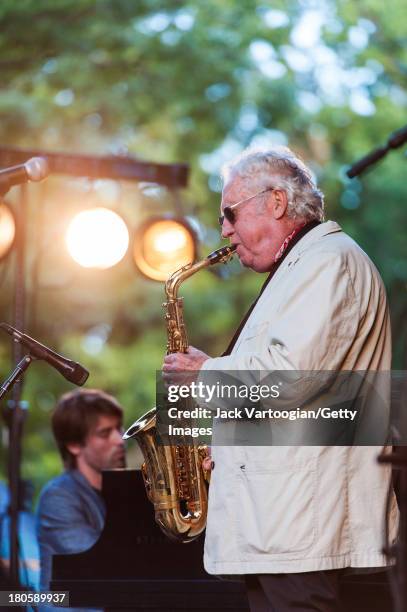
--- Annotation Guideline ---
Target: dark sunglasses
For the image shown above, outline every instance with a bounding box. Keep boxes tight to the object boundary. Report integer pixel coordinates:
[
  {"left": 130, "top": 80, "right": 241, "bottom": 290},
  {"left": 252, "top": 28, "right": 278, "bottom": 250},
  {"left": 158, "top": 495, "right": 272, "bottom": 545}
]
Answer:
[{"left": 218, "top": 187, "right": 274, "bottom": 226}]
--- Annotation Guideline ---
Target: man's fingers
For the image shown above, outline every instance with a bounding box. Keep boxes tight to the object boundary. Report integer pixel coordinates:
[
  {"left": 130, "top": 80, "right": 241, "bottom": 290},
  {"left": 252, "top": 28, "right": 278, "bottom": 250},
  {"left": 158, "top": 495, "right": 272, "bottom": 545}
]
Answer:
[
  {"left": 202, "top": 456, "right": 214, "bottom": 471},
  {"left": 162, "top": 355, "right": 180, "bottom": 373}
]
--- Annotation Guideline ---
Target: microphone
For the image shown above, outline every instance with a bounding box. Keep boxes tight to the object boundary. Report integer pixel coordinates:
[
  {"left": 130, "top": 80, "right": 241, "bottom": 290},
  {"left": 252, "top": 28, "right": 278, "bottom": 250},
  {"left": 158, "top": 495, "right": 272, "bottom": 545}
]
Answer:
[
  {"left": 0, "top": 323, "right": 89, "bottom": 386},
  {"left": 347, "top": 125, "right": 407, "bottom": 178},
  {"left": 0, "top": 157, "right": 49, "bottom": 190}
]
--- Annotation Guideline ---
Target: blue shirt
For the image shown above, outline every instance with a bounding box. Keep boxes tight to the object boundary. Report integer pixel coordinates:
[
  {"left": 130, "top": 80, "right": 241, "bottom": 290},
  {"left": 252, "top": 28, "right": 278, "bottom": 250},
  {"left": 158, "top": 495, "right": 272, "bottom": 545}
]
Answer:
[{"left": 36, "top": 470, "right": 105, "bottom": 611}]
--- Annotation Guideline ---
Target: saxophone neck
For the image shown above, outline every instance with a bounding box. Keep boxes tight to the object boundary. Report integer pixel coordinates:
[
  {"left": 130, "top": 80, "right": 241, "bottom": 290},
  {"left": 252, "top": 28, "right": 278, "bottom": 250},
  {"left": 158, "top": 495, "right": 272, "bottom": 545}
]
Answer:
[
  {"left": 165, "top": 244, "right": 236, "bottom": 301},
  {"left": 165, "top": 259, "right": 205, "bottom": 301}
]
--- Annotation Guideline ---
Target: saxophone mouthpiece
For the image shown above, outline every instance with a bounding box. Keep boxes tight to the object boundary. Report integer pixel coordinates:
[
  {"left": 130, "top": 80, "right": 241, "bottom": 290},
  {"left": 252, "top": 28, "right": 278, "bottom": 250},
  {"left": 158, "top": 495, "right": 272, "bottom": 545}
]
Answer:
[{"left": 207, "top": 244, "right": 237, "bottom": 265}]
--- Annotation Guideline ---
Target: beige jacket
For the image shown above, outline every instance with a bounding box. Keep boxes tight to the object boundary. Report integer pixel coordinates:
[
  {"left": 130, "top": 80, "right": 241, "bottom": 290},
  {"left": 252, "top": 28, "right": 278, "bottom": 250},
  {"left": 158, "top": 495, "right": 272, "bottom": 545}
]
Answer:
[{"left": 200, "top": 221, "right": 399, "bottom": 575}]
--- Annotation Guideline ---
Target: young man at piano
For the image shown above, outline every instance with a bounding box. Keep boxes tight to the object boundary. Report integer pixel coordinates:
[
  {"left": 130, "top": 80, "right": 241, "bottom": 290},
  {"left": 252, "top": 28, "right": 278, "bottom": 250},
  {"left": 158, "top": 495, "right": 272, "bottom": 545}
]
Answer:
[{"left": 36, "top": 389, "right": 125, "bottom": 594}]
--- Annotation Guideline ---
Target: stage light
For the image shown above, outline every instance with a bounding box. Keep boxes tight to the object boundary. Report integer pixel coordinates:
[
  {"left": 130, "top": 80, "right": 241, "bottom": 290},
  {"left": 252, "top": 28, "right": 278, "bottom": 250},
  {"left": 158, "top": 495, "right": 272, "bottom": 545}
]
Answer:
[
  {"left": 66, "top": 207, "right": 129, "bottom": 269},
  {"left": 0, "top": 202, "right": 16, "bottom": 260},
  {"left": 133, "top": 217, "right": 197, "bottom": 281}
]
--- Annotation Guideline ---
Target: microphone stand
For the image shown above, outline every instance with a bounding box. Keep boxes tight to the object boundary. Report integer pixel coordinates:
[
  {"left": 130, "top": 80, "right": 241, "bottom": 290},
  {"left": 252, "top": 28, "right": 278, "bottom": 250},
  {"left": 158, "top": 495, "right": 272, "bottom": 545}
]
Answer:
[
  {"left": 378, "top": 372, "right": 407, "bottom": 612},
  {"left": 1, "top": 357, "right": 34, "bottom": 590},
  {"left": 378, "top": 448, "right": 407, "bottom": 612},
  {"left": 0, "top": 356, "right": 35, "bottom": 402},
  {"left": 0, "top": 183, "right": 29, "bottom": 591}
]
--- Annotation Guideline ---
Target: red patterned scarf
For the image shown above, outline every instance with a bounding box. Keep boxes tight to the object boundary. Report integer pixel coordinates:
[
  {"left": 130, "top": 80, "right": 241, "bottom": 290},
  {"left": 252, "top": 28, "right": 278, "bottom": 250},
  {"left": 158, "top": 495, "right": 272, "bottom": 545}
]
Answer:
[{"left": 274, "top": 223, "right": 307, "bottom": 263}]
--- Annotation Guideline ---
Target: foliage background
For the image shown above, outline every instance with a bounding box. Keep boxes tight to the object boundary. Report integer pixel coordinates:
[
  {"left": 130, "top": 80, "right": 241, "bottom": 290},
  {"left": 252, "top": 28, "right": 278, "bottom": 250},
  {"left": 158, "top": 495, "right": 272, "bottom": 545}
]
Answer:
[{"left": 0, "top": 0, "right": 406, "bottom": 496}]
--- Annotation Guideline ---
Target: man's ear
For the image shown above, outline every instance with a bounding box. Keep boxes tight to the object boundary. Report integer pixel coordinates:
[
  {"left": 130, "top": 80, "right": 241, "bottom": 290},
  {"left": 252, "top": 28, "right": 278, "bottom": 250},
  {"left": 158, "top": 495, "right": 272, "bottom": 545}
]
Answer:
[
  {"left": 271, "top": 189, "right": 288, "bottom": 220},
  {"left": 66, "top": 442, "right": 82, "bottom": 457}
]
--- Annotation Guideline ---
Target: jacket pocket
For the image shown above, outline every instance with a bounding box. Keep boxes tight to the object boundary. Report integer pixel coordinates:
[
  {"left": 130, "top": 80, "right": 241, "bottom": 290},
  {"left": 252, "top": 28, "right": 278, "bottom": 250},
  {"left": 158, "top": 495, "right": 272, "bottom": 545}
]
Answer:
[{"left": 236, "top": 460, "right": 316, "bottom": 556}]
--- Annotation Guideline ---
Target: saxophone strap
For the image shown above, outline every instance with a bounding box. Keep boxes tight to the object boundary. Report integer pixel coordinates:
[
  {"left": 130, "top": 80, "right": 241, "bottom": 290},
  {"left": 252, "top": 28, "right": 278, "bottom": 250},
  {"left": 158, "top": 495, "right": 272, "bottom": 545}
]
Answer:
[{"left": 222, "top": 220, "right": 321, "bottom": 357}]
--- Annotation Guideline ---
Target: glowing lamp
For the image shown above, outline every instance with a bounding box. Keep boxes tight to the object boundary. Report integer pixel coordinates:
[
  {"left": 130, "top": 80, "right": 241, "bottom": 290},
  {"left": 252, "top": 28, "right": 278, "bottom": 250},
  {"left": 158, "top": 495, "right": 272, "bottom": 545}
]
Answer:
[
  {"left": 133, "top": 217, "right": 197, "bottom": 281},
  {"left": 66, "top": 207, "right": 129, "bottom": 269},
  {"left": 0, "top": 202, "right": 16, "bottom": 260}
]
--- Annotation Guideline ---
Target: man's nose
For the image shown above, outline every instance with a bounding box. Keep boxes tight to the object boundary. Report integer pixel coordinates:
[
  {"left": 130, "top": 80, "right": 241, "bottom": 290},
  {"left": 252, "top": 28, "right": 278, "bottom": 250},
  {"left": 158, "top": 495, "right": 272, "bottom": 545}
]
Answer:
[
  {"left": 114, "top": 429, "right": 125, "bottom": 446},
  {"left": 221, "top": 218, "right": 234, "bottom": 239}
]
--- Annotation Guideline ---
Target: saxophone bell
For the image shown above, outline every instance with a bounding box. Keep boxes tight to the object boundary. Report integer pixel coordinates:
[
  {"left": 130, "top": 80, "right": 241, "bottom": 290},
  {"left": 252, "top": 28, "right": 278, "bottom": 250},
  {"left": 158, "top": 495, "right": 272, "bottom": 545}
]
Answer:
[{"left": 123, "top": 408, "right": 155, "bottom": 440}]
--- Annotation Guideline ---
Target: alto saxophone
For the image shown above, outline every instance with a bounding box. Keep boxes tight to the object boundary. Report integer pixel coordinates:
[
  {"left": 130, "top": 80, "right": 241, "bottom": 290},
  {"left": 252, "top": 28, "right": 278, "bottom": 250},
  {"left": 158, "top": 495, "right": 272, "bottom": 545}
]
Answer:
[{"left": 123, "top": 245, "right": 236, "bottom": 542}]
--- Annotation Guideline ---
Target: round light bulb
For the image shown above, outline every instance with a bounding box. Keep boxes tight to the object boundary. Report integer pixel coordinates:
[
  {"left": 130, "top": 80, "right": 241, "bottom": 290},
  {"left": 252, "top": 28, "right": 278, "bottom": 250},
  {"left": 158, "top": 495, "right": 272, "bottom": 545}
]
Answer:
[
  {"left": 66, "top": 208, "right": 129, "bottom": 269},
  {"left": 133, "top": 218, "right": 196, "bottom": 281},
  {"left": 0, "top": 203, "right": 16, "bottom": 260}
]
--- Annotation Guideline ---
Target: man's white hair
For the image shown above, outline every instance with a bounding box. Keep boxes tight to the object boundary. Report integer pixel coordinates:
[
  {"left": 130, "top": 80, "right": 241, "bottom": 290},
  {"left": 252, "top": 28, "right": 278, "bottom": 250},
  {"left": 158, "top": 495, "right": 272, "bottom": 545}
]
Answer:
[{"left": 222, "top": 146, "right": 325, "bottom": 222}]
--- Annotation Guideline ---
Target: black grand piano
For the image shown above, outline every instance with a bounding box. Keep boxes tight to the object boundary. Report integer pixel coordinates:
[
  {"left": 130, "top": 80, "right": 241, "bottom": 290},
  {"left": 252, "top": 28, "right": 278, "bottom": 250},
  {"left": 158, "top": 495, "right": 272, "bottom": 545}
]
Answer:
[
  {"left": 51, "top": 469, "right": 248, "bottom": 611},
  {"left": 51, "top": 469, "right": 395, "bottom": 611}
]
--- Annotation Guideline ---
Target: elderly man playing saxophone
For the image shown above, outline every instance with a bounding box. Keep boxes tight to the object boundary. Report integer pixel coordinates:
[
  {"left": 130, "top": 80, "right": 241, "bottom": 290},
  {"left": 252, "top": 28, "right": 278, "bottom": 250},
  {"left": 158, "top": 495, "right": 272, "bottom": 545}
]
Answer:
[{"left": 162, "top": 146, "right": 398, "bottom": 612}]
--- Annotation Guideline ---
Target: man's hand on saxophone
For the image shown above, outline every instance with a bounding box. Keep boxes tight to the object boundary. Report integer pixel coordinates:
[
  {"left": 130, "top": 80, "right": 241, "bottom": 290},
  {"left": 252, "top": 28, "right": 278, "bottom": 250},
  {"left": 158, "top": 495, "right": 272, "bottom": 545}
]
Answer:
[{"left": 162, "top": 345, "right": 210, "bottom": 385}]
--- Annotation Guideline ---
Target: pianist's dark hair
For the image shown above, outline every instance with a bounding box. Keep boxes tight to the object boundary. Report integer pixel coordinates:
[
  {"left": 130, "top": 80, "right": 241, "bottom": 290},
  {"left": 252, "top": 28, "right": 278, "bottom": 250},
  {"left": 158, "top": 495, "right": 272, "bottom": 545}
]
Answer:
[{"left": 52, "top": 388, "right": 123, "bottom": 469}]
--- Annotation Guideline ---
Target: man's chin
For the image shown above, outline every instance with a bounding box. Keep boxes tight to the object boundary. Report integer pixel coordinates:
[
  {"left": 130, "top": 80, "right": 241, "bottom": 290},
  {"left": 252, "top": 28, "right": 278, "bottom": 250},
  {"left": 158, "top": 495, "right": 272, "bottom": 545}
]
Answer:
[
  {"left": 236, "top": 249, "right": 250, "bottom": 268},
  {"left": 238, "top": 252, "right": 273, "bottom": 272},
  {"left": 110, "top": 454, "right": 126, "bottom": 469},
  {"left": 237, "top": 255, "right": 253, "bottom": 270}
]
